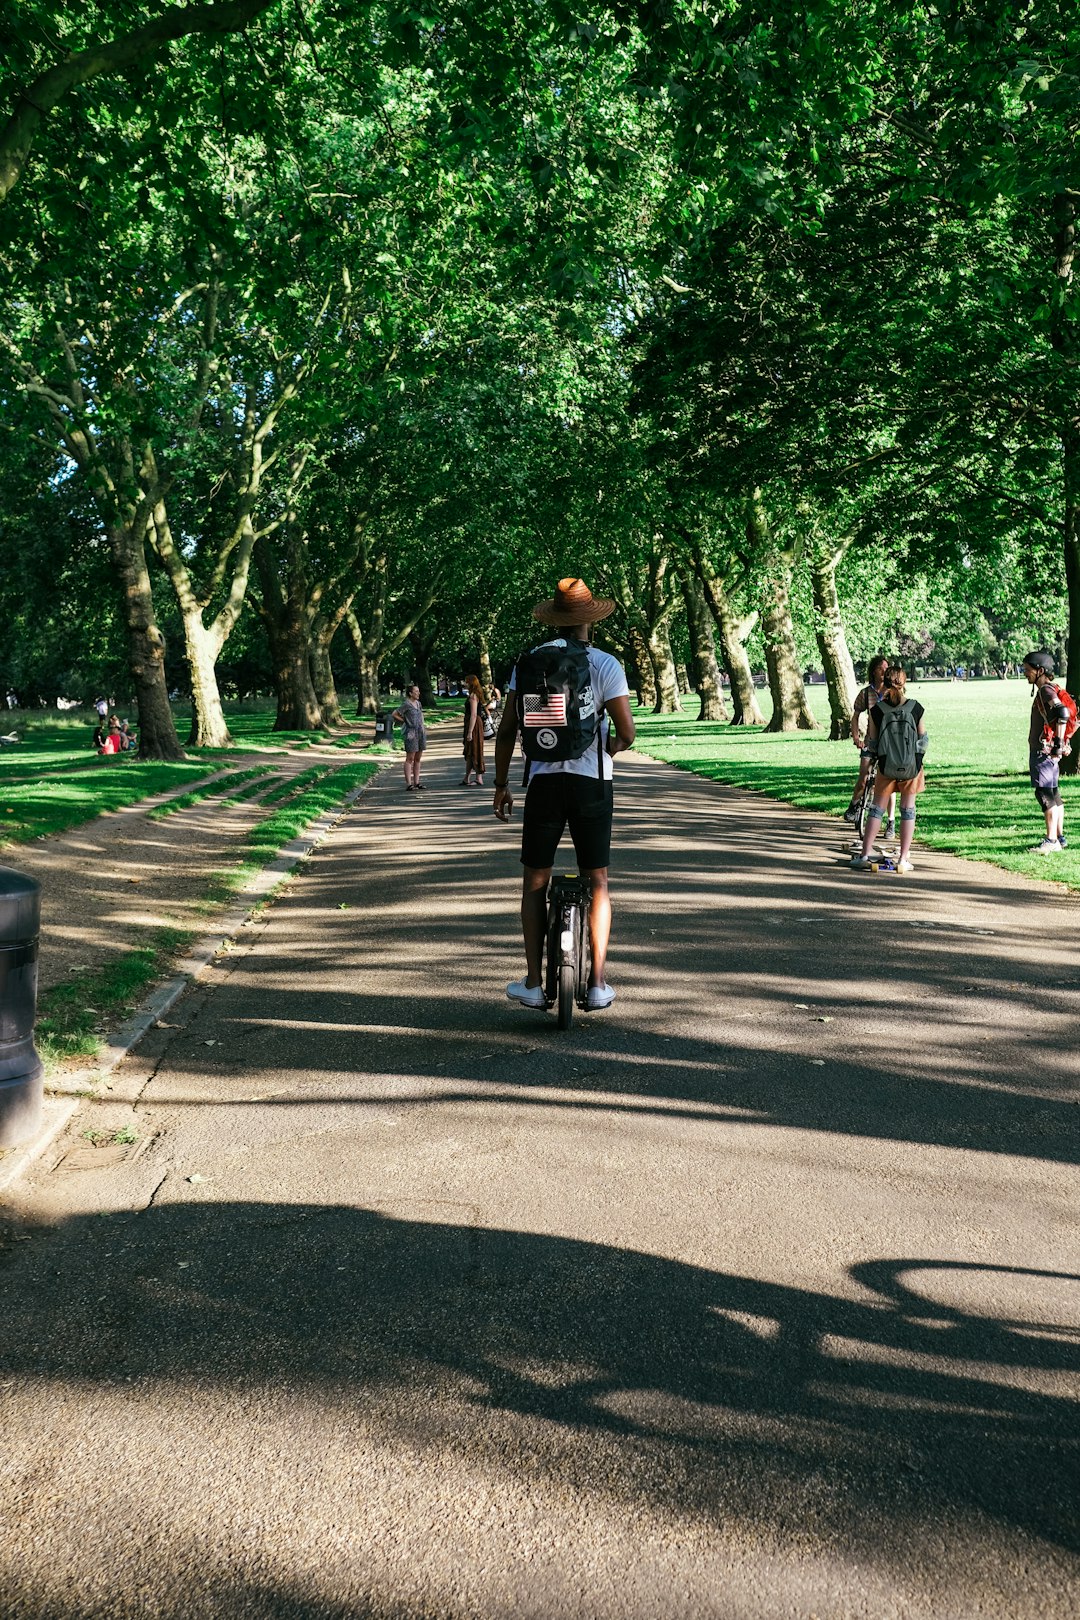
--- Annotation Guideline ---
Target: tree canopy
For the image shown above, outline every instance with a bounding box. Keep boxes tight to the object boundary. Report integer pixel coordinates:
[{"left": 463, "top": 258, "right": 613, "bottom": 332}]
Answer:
[{"left": 1, "top": 2, "right": 1075, "bottom": 750}]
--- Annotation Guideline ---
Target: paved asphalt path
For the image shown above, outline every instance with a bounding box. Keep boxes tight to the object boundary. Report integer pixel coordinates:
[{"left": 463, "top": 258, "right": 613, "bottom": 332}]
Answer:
[{"left": 1, "top": 737, "right": 1078, "bottom": 1619}]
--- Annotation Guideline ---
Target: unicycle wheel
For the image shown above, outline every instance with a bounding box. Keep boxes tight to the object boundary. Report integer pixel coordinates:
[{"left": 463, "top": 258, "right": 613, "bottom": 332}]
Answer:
[{"left": 557, "top": 962, "right": 576, "bottom": 1030}]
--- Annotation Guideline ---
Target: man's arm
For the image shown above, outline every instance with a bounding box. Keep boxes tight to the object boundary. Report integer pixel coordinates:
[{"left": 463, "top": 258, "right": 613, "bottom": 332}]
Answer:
[
  {"left": 492, "top": 693, "right": 518, "bottom": 822},
  {"left": 606, "top": 694, "right": 636, "bottom": 755},
  {"left": 849, "top": 688, "right": 865, "bottom": 746}
]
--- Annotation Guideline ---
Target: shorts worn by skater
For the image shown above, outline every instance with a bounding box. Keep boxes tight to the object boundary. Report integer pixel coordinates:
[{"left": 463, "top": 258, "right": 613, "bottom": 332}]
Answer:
[{"left": 509, "top": 640, "right": 629, "bottom": 872}]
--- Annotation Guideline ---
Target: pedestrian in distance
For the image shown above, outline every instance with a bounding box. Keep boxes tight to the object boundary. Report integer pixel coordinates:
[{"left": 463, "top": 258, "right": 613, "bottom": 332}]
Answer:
[
  {"left": 844, "top": 655, "right": 896, "bottom": 838},
  {"left": 461, "top": 674, "right": 486, "bottom": 787},
  {"left": 493, "top": 576, "right": 636, "bottom": 1012},
  {"left": 392, "top": 684, "right": 427, "bottom": 791},
  {"left": 1021, "top": 650, "right": 1076, "bottom": 854},
  {"left": 851, "top": 666, "right": 928, "bottom": 874}
]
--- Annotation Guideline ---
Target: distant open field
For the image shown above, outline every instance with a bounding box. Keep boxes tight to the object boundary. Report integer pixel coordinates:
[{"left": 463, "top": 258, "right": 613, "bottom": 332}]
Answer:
[{"left": 632, "top": 678, "right": 1080, "bottom": 890}]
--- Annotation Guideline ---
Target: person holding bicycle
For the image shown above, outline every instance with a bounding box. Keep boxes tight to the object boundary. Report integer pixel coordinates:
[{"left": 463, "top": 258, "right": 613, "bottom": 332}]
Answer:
[
  {"left": 844, "top": 656, "right": 896, "bottom": 839},
  {"left": 492, "top": 578, "right": 636, "bottom": 1012}
]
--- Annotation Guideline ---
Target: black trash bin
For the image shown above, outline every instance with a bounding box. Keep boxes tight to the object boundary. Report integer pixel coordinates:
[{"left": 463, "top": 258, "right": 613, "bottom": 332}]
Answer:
[
  {"left": 374, "top": 711, "right": 395, "bottom": 747},
  {"left": 0, "top": 867, "right": 43, "bottom": 1147}
]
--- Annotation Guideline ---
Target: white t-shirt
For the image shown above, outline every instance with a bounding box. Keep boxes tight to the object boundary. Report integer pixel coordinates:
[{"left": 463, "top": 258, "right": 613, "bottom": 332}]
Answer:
[{"left": 509, "top": 640, "right": 629, "bottom": 781}]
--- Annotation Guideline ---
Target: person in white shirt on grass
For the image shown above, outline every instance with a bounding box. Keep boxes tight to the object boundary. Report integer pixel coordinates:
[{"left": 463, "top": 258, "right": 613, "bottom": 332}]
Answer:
[{"left": 492, "top": 577, "right": 636, "bottom": 1012}]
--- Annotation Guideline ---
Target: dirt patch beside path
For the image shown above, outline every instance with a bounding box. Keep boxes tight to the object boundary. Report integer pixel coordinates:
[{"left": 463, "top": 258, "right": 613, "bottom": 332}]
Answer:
[{"left": 5, "top": 743, "right": 366, "bottom": 993}]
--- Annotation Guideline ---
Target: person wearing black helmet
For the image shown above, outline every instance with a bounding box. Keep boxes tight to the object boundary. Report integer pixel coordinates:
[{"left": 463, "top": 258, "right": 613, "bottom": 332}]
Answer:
[{"left": 1021, "top": 651, "right": 1071, "bottom": 853}]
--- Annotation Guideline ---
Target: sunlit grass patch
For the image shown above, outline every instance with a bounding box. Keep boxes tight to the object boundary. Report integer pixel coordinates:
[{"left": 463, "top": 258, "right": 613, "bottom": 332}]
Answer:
[
  {"left": 37, "top": 927, "right": 190, "bottom": 1072},
  {"left": 146, "top": 765, "right": 273, "bottom": 820}
]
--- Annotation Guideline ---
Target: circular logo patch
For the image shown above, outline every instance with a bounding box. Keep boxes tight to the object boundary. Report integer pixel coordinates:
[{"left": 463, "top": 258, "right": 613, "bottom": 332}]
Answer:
[{"left": 537, "top": 728, "right": 558, "bottom": 750}]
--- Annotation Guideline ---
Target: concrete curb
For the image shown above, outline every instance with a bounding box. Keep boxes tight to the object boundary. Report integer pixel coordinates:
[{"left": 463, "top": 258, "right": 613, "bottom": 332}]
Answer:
[{"left": 0, "top": 770, "right": 383, "bottom": 1195}]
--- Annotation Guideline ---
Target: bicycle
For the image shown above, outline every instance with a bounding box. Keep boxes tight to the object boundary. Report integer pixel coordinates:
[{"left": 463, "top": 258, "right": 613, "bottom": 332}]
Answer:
[
  {"left": 543, "top": 872, "right": 592, "bottom": 1030},
  {"left": 853, "top": 754, "right": 879, "bottom": 843}
]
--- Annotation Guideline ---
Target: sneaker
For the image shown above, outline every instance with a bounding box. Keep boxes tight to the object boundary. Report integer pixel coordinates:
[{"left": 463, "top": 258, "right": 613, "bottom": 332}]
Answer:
[
  {"left": 884, "top": 821, "right": 896, "bottom": 841},
  {"left": 897, "top": 858, "right": 915, "bottom": 874},
  {"left": 842, "top": 803, "right": 859, "bottom": 824},
  {"left": 1033, "top": 838, "right": 1063, "bottom": 855},
  {"left": 507, "top": 980, "right": 545, "bottom": 1009},
  {"left": 850, "top": 853, "right": 871, "bottom": 870},
  {"left": 586, "top": 983, "right": 616, "bottom": 1010},
  {"left": 1060, "top": 832, "right": 1068, "bottom": 848}
]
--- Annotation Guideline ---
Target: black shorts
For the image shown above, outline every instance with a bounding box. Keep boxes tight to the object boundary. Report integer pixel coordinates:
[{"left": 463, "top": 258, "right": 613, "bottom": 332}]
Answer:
[{"left": 520, "top": 772, "right": 614, "bottom": 871}]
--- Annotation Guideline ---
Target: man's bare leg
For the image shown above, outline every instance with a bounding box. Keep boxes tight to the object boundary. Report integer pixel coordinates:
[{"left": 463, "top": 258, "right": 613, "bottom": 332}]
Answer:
[
  {"left": 582, "top": 867, "right": 611, "bottom": 988},
  {"left": 521, "top": 865, "right": 551, "bottom": 988}
]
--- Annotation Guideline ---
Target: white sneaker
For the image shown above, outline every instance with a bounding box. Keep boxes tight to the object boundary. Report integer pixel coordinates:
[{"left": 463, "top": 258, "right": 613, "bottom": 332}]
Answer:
[
  {"left": 586, "top": 983, "right": 616, "bottom": 1010},
  {"left": 1034, "top": 838, "right": 1063, "bottom": 855},
  {"left": 850, "top": 853, "right": 871, "bottom": 870},
  {"left": 507, "top": 980, "right": 545, "bottom": 1008},
  {"left": 897, "top": 858, "right": 915, "bottom": 874}
]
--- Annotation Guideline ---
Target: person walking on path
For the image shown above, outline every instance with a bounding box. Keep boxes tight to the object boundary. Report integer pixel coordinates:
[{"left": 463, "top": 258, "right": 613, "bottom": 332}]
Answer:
[
  {"left": 844, "top": 655, "right": 896, "bottom": 838},
  {"left": 392, "top": 684, "right": 427, "bottom": 791},
  {"left": 492, "top": 577, "right": 636, "bottom": 1011},
  {"left": 461, "top": 675, "right": 486, "bottom": 787},
  {"left": 1022, "top": 650, "right": 1073, "bottom": 854},
  {"left": 851, "top": 666, "right": 928, "bottom": 873}
]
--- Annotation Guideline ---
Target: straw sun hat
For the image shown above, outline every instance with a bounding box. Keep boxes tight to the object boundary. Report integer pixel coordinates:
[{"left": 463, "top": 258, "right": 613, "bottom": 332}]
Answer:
[{"left": 532, "top": 577, "right": 616, "bottom": 626}]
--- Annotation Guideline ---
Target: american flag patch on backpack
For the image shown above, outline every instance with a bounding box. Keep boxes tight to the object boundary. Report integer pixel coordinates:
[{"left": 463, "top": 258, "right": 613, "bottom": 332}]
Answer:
[{"left": 522, "top": 693, "right": 566, "bottom": 727}]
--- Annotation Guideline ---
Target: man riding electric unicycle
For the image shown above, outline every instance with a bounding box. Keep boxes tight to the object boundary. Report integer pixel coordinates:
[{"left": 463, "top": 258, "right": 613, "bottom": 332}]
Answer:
[{"left": 492, "top": 578, "right": 636, "bottom": 1019}]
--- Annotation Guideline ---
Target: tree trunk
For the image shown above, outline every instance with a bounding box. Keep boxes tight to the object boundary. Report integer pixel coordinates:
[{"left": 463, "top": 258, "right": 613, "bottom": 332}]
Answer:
[
  {"left": 762, "top": 567, "right": 818, "bottom": 733},
  {"left": 676, "top": 661, "right": 691, "bottom": 696},
  {"left": 648, "top": 623, "right": 682, "bottom": 714},
  {"left": 680, "top": 574, "right": 728, "bottom": 721},
  {"left": 809, "top": 543, "right": 857, "bottom": 741},
  {"left": 357, "top": 652, "right": 381, "bottom": 716},
  {"left": 184, "top": 612, "right": 233, "bottom": 748},
  {"left": 109, "top": 523, "right": 184, "bottom": 760},
  {"left": 625, "top": 630, "right": 656, "bottom": 708},
  {"left": 747, "top": 494, "right": 817, "bottom": 734},
  {"left": 311, "top": 616, "right": 345, "bottom": 728},
  {"left": 694, "top": 557, "right": 764, "bottom": 725},
  {"left": 266, "top": 606, "right": 323, "bottom": 730},
  {"left": 409, "top": 627, "right": 438, "bottom": 707},
  {"left": 478, "top": 631, "right": 493, "bottom": 693},
  {"left": 1054, "top": 192, "right": 1080, "bottom": 773}
]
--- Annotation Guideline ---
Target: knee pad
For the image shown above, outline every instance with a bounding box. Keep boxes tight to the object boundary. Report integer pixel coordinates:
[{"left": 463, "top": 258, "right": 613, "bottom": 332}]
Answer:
[
  {"left": 899, "top": 807, "right": 916, "bottom": 822},
  {"left": 865, "top": 805, "right": 884, "bottom": 821}
]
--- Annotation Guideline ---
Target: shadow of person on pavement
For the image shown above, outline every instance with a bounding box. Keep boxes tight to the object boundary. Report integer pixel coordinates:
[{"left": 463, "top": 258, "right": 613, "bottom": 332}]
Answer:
[{"left": 1, "top": 1201, "right": 1076, "bottom": 1606}]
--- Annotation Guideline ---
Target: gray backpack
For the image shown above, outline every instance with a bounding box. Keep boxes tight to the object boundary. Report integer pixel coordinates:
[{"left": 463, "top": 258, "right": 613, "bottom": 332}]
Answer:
[{"left": 875, "top": 698, "right": 920, "bottom": 780}]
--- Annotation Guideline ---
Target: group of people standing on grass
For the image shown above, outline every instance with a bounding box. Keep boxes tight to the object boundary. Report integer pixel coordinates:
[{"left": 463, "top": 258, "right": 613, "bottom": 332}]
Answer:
[
  {"left": 390, "top": 677, "right": 503, "bottom": 793},
  {"left": 842, "top": 648, "right": 1075, "bottom": 872}
]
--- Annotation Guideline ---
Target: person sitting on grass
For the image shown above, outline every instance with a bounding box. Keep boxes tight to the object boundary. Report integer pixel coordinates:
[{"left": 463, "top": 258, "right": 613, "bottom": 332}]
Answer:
[
  {"left": 851, "top": 666, "right": 928, "bottom": 874},
  {"left": 844, "top": 655, "right": 896, "bottom": 838},
  {"left": 97, "top": 717, "right": 123, "bottom": 757},
  {"left": 117, "top": 717, "right": 137, "bottom": 751},
  {"left": 1022, "top": 650, "right": 1072, "bottom": 854},
  {"left": 392, "top": 684, "right": 427, "bottom": 792}
]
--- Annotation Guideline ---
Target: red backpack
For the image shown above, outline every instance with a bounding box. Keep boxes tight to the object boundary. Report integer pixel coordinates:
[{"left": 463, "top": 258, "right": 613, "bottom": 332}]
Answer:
[{"left": 1039, "top": 684, "right": 1080, "bottom": 753}]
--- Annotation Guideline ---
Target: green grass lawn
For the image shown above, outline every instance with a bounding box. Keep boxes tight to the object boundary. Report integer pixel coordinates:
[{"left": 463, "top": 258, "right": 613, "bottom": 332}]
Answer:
[{"left": 632, "top": 679, "right": 1080, "bottom": 890}]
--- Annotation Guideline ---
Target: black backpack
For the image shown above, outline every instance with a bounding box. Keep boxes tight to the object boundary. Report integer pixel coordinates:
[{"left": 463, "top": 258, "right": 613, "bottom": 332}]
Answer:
[
  {"left": 514, "top": 638, "right": 602, "bottom": 775},
  {"left": 875, "top": 698, "right": 920, "bottom": 781}
]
